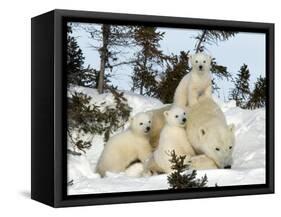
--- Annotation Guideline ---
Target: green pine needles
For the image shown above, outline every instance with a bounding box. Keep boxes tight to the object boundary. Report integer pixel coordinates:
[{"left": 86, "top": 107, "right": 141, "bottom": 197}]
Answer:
[
  {"left": 229, "top": 64, "right": 266, "bottom": 109},
  {"left": 167, "top": 150, "right": 208, "bottom": 189},
  {"left": 67, "top": 86, "right": 131, "bottom": 153}
]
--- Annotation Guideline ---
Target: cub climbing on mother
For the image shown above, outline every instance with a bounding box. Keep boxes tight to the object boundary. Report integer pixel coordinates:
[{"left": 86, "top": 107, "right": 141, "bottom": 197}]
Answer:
[{"left": 174, "top": 52, "right": 213, "bottom": 108}]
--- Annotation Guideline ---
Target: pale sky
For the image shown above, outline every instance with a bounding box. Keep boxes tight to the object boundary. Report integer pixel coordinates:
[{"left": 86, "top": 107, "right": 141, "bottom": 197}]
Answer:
[{"left": 70, "top": 22, "right": 266, "bottom": 101}]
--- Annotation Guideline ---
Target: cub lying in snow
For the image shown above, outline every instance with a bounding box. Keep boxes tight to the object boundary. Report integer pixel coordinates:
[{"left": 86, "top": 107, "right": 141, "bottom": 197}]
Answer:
[
  {"left": 96, "top": 112, "right": 153, "bottom": 177},
  {"left": 174, "top": 52, "right": 213, "bottom": 108},
  {"left": 145, "top": 106, "right": 196, "bottom": 174}
]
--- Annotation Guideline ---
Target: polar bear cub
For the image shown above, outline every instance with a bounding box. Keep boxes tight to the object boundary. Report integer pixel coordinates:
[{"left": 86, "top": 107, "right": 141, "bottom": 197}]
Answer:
[
  {"left": 174, "top": 52, "right": 213, "bottom": 107},
  {"left": 148, "top": 106, "right": 196, "bottom": 173},
  {"left": 96, "top": 112, "right": 153, "bottom": 177}
]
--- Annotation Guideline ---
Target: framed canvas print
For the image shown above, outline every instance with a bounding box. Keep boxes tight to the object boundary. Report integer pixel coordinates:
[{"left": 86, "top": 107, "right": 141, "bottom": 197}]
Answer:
[{"left": 31, "top": 9, "right": 274, "bottom": 207}]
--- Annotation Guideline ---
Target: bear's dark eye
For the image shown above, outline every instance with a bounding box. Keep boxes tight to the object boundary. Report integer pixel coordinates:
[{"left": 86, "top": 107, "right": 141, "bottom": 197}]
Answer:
[
  {"left": 139, "top": 122, "right": 143, "bottom": 125},
  {"left": 215, "top": 148, "right": 220, "bottom": 151},
  {"left": 203, "top": 60, "right": 206, "bottom": 63},
  {"left": 148, "top": 121, "right": 151, "bottom": 123},
  {"left": 175, "top": 115, "right": 179, "bottom": 118},
  {"left": 183, "top": 112, "right": 186, "bottom": 115},
  {"left": 229, "top": 146, "right": 232, "bottom": 150},
  {"left": 201, "top": 129, "right": 205, "bottom": 135},
  {"left": 195, "top": 60, "right": 198, "bottom": 63}
]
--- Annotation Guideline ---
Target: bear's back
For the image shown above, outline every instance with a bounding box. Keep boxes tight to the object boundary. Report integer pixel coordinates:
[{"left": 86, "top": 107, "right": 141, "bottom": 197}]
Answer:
[
  {"left": 186, "top": 97, "right": 226, "bottom": 129},
  {"left": 185, "top": 97, "right": 229, "bottom": 154}
]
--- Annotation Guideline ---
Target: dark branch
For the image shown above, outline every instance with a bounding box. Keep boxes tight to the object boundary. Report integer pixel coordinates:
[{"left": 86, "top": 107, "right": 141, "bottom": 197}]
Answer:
[{"left": 195, "top": 30, "right": 207, "bottom": 53}]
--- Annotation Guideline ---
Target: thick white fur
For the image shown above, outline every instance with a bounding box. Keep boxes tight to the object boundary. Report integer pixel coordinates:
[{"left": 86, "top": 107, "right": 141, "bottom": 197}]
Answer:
[
  {"left": 96, "top": 112, "right": 153, "bottom": 177},
  {"left": 186, "top": 97, "right": 235, "bottom": 168},
  {"left": 147, "top": 104, "right": 172, "bottom": 150},
  {"left": 148, "top": 106, "right": 195, "bottom": 173},
  {"left": 190, "top": 155, "right": 217, "bottom": 170},
  {"left": 174, "top": 52, "right": 213, "bottom": 107}
]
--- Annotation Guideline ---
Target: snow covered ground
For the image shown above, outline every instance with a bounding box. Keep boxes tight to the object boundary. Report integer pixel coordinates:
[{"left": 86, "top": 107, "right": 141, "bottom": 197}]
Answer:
[{"left": 67, "top": 86, "right": 266, "bottom": 195}]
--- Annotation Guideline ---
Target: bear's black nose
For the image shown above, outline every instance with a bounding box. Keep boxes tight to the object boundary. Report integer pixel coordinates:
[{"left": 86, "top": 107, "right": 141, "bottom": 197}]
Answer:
[
  {"left": 182, "top": 118, "right": 186, "bottom": 122},
  {"left": 199, "top": 65, "right": 203, "bottom": 70},
  {"left": 146, "top": 127, "right": 150, "bottom": 131},
  {"left": 224, "top": 165, "right": 231, "bottom": 169}
]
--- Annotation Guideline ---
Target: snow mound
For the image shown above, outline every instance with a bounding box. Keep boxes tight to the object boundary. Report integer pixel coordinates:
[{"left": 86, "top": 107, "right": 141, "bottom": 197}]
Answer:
[
  {"left": 68, "top": 87, "right": 265, "bottom": 195},
  {"left": 69, "top": 85, "right": 163, "bottom": 115}
]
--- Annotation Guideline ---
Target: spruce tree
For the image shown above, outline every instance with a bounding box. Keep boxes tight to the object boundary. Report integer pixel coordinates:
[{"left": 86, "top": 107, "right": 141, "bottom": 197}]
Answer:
[
  {"left": 157, "top": 51, "right": 190, "bottom": 103},
  {"left": 131, "top": 27, "right": 165, "bottom": 96},
  {"left": 67, "top": 88, "right": 132, "bottom": 152},
  {"left": 67, "top": 25, "right": 85, "bottom": 86},
  {"left": 102, "top": 86, "right": 132, "bottom": 142},
  {"left": 246, "top": 76, "right": 266, "bottom": 109},
  {"left": 211, "top": 58, "right": 232, "bottom": 92},
  {"left": 67, "top": 24, "right": 98, "bottom": 88},
  {"left": 229, "top": 64, "right": 251, "bottom": 108},
  {"left": 167, "top": 151, "right": 208, "bottom": 189},
  {"left": 86, "top": 24, "right": 135, "bottom": 93},
  {"left": 67, "top": 92, "right": 102, "bottom": 153},
  {"left": 194, "top": 30, "right": 236, "bottom": 53}
]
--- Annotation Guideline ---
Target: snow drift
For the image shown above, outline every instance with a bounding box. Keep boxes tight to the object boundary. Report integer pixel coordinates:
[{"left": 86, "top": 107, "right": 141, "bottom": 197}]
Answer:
[{"left": 67, "top": 86, "right": 265, "bottom": 195}]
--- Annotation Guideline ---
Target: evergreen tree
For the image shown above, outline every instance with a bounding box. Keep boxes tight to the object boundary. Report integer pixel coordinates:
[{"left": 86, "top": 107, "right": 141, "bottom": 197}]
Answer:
[
  {"left": 67, "top": 24, "right": 98, "bottom": 87},
  {"left": 67, "top": 25, "right": 85, "bottom": 86},
  {"left": 211, "top": 58, "right": 232, "bottom": 91},
  {"left": 87, "top": 24, "right": 135, "bottom": 93},
  {"left": 67, "top": 88, "right": 132, "bottom": 152},
  {"left": 194, "top": 30, "right": 237, "bottom": 53},
  {"left": 131, "top": 27, "right": 165, "bottom": 96},
  {"left": 246, "top": 76, "right": 266, "bottom": 109},
  {"left": 102, "top": 86, "right": 132, "bottom": 142},
  {"left": 82, "top": 66, "right": 111, "bottom": 89},
  {"left": 229, "top": 64, "right": 251, "bottom": 108},
  {"left": 157, "top": 51, "right": 190, "bottom": 103},
  {"left": 67, "top": 92, "right": 102, "bottom": 153},
  {"left": 167, "top": 151, "right": 208, "bottom": 189}
]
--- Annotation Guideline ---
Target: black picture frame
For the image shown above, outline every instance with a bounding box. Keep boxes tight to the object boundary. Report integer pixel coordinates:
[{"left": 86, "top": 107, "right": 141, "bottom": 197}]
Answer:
[{"left": 31, "top": 9, "right": 274, "bottom": 207}]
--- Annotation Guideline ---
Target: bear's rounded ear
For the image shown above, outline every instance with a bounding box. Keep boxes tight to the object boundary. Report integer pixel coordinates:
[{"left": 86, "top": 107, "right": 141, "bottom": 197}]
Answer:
[
  {"left": 163, "top": 111, "right": 169, "bottom": 118},
  {"left": 228, "top": 124, "right": 235, "bottom": 133}
]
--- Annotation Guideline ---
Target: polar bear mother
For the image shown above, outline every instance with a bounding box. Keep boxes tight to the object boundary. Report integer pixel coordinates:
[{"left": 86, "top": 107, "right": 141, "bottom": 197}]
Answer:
[
  {"left": 148, "top": 97, "right": 235, "bottom": 169},
  {"left": 186, "top": 98, "right": 235, "bottom": 169}
]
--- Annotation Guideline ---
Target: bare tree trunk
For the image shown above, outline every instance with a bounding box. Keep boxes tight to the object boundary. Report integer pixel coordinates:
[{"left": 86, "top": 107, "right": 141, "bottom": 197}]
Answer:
[
  {"left": 98, "top": 24, "right": 110, "bottom": 94},
  {"left": 140, "top": 80, "right": 143, "bottom": 95},
  {"left": 195, "top": 30, "right": 207, "bottom": 53},
  {"left": 139, "top": 56, "right": 147, "bottom": 95}
]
